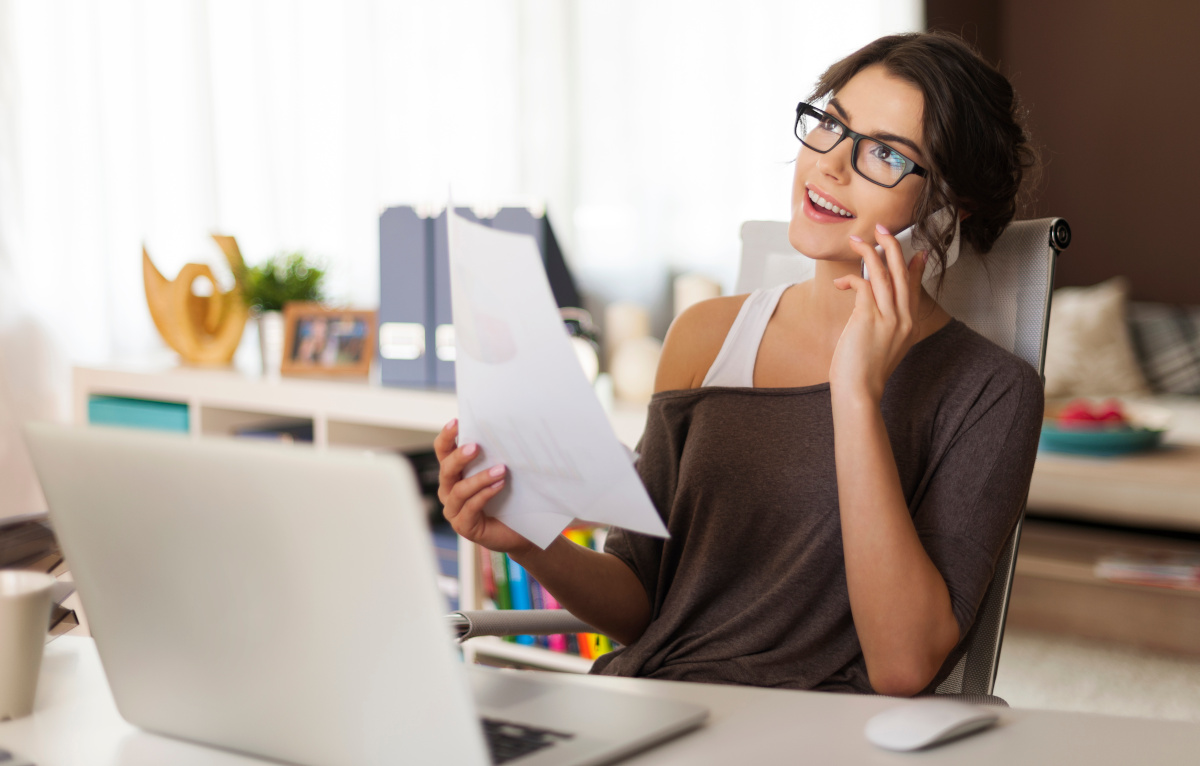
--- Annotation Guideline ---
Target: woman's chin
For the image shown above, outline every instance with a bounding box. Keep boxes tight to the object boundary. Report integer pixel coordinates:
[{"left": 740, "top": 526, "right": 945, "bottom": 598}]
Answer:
[{"left": 787, "top": 218, "right": 850, "bottom": 260}]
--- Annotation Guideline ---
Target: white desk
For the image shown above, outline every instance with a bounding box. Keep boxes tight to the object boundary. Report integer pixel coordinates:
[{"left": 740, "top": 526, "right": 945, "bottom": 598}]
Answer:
[{"left": 3, "top": 638, "right": 1199, "bottom": 765}]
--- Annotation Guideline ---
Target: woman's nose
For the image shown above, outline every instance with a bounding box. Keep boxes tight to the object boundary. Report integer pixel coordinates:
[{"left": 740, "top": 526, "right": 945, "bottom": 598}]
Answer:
[{"left": 815, "top": 139, "right": 853, "bottom": 182}]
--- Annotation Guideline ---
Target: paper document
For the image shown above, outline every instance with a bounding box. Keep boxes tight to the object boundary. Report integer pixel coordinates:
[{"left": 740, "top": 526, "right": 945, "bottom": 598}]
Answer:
[{"left": 448, "top": 211, "right": 668, "bottom": 549}]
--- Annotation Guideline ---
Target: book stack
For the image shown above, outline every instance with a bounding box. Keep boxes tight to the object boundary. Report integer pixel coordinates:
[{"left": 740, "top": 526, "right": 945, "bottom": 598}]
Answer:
[
  {"left": 479, "top": 526, "right": 614, "bottom": 659},
  {"left": 1094, "top": 552, "right": 1200, "bottom": 591}
]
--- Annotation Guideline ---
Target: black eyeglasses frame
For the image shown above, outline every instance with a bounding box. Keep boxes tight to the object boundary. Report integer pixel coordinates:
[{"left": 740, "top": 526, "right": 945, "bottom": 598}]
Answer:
[{"left": 794, "top": 102, "right": 927, "bottom": 189}]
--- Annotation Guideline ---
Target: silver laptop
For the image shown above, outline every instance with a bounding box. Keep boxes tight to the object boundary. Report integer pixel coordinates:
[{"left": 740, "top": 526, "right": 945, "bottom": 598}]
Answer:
[{"left": 25, "top": 423, "right": 706, "bottom": 766}]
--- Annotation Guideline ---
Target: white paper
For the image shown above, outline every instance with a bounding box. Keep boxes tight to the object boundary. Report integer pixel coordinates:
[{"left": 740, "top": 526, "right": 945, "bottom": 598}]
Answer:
[{"left": 448, "top": 211, "right": 668, "bottom": 549}]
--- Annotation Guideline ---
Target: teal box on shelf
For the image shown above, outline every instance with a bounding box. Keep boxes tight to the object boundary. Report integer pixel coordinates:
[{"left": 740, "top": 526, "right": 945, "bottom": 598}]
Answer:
[{"left": 87, "top": 396, "right": 190, "bottom": 434}]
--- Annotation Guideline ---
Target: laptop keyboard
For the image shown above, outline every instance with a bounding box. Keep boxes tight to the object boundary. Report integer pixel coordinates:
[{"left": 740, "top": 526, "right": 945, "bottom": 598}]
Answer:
[{"left": 482, "top": 718, "right": 574, "bottom": 764}]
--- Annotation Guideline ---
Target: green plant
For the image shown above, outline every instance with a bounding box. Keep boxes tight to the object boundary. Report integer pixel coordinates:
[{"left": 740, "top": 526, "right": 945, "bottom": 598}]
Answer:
[{"left": 240, "top": 252, "right": 326, "bottom": 313}]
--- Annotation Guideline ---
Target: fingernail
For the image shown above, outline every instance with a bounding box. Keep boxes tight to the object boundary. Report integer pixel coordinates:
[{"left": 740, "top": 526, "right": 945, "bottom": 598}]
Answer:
[
  {"left": 875, "top": 223, "right": 890, "bottom": 235},
  {"left": 463, "top": 443, "right": 477, "bottom": 456},
  {"left": 489, "top": 464, "right": 506, "bottom": 477},
  {"left": 849, "top": 234, "right": 863, "bottom": 242},
  {"left": 445, "top": 418, "right": 457, "bottom": 430},
  {"left": 490, "top": 479, "right": 505, "bottom": 490}
]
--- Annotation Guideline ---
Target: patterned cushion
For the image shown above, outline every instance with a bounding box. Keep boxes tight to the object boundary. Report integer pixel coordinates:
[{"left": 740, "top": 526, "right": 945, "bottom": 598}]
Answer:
[
  {"left": 1043, "top": 277, "right": 1150, "bottom": 398},
  {"left": 1127, "top": 302, "right": 1200, "bottom": 395}
]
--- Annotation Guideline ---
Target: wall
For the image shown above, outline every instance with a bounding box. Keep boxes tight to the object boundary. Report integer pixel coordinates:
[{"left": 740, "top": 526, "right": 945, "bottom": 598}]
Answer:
[{"left": 928, "top": 0, "right": 1200, "bottom": 304}]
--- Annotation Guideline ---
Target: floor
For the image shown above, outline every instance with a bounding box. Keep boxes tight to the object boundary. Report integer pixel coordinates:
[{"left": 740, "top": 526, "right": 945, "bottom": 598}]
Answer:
[{"left": 995, "top": 627, "right": 1200, "bottom": 722}]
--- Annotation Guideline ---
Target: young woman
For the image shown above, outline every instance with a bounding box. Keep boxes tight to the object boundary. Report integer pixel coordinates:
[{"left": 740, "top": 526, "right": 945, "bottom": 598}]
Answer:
[{"left": 434, "top": 31, "right": 1043, "bottom": 697}]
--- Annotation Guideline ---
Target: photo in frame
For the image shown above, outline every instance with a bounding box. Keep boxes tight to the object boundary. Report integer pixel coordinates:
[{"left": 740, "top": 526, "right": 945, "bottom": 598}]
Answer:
[{"left": 280, "top": 303, "right": 377, "bottom": 377}]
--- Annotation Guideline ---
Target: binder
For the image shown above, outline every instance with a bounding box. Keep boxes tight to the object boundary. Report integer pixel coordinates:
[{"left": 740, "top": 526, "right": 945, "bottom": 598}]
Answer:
[
  {"left": 540, "top": 211, "right": 582, "bottom": 310},
  {"left": 379, "top": 207, "right": 430, "bottom": 387},
  {"left": 380, "top": 203, "right": 582, "bottom": 390}
]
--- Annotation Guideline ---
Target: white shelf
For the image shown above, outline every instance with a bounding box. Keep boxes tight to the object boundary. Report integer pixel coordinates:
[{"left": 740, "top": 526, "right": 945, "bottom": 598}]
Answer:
[{"left": 73, "top": 364, "right": 648, "bottom": 449}]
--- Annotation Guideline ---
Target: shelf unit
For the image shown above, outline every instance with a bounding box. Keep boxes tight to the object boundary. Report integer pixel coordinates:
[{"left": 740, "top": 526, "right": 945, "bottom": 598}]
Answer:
[
  {"left": 72, "top": 363, "right": 648, "bottom": 672},
  {"left": 1010, "top": 518, "right": 1200, "bottom": 655},
  {"left": 73, "top": 364, "right": 648, "bottom": 451}
]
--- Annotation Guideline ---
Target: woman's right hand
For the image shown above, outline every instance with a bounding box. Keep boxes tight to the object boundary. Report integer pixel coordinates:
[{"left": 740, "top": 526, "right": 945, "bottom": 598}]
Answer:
[{"left": 434, "top": 419, "right": 532, "bottom": 555}]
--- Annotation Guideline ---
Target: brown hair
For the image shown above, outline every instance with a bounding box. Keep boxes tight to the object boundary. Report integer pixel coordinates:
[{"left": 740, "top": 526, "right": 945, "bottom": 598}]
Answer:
[{"left": 810, "top": 31, "right": 1038, "bottom": 283}]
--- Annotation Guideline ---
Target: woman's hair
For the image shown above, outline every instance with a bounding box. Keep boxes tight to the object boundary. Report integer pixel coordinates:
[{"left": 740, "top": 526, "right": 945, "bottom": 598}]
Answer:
[{"left": 810, "top": 31, "right": 1039, "bottom": 282}]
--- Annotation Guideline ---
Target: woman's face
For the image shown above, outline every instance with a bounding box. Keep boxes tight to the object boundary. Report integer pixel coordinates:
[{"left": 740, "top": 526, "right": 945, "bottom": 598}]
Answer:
[{"left": 788, "top": 64, "right": 927, "bottom": 262}]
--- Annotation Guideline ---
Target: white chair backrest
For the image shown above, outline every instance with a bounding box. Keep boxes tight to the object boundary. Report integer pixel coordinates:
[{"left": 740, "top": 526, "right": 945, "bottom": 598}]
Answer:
[{"left": 738, "top": 217, "right": 1070, "bottom": 695}]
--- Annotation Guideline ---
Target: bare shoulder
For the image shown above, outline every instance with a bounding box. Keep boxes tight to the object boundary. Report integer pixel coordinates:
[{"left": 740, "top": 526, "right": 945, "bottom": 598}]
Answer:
[{"left": 654, "top": 295, "right": 748, "bottom": 393}]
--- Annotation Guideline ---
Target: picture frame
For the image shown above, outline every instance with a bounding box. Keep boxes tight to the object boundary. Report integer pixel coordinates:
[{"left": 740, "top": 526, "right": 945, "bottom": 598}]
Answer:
[{"left": 280, "top": 303, "right": 377, "bottom": 377}]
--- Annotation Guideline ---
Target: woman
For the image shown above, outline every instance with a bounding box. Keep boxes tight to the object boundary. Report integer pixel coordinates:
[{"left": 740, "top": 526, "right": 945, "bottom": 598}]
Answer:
[{"left": 434, "top": 31, "right": 1043, "bottom": 697}]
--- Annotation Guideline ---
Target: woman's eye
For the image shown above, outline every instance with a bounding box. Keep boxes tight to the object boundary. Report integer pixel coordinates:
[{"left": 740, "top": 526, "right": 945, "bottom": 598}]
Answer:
[
  {"left": 817, "top": 118, "right": 840, "bottom": 132},
  {"left": 869, "top": 143, "right": 904, "bottom": 167}
]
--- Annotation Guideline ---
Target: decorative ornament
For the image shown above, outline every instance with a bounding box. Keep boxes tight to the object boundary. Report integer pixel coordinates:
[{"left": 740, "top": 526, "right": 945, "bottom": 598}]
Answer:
[{"left": 143, "top": 234, "right": 249, "bottom": 365}]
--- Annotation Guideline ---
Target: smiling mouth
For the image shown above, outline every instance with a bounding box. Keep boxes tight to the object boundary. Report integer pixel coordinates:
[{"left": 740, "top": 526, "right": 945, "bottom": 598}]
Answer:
[{"left": 807, "top": 189, "right": 855, "bottom": 219}]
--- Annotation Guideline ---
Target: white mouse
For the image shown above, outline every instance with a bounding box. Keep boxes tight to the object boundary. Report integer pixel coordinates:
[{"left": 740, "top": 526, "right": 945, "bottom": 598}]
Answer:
[{"left": 864, "top": 699, "right": 999, "bottom": 751}]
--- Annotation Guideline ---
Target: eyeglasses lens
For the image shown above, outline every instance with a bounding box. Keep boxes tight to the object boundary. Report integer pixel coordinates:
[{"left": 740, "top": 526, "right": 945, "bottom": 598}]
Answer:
[
  {"left": 796, "top": 110, "right": 841, "bottom": 152},
  {"left": 796, "top": 107, "right": 908, "bottom": 187},
  {"left": 855, "top": 139, "right": 906, "bottom": 186}
]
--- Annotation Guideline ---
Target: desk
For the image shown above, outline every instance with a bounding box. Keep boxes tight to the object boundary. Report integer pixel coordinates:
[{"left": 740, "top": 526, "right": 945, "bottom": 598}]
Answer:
[
  {"left": 1027, "top": 444, "right": 1200, "bottom": 532},
  {"left": 3, "top": 638, "right": 1199, "bottom": 765}
]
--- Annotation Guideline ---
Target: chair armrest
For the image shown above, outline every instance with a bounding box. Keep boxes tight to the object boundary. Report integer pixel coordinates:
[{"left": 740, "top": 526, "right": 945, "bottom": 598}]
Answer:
[{"left": 449, "top": 609, "right": 596, "bottom": 642}]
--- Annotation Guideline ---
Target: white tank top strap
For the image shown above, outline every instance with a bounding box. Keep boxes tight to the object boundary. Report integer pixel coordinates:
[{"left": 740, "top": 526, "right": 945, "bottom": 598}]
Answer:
[{"left": 701, "top": 282, "right": 793, "bottom": 388}]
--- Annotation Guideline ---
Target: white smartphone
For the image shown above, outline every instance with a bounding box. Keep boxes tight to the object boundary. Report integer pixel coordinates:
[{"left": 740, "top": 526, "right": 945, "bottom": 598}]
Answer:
[{"left": 862, "top": 208, "right": 958, "bottom": 280}]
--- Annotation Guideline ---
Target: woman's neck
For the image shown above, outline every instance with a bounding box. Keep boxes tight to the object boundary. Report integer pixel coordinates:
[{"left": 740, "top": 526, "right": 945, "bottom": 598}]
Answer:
[{"left": 783, "top": 257, "right": 952, "bottom": 346}]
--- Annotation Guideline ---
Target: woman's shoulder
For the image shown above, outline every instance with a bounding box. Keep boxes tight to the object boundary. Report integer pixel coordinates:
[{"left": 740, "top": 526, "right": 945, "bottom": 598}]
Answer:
[
  {"left": 915, "top": 319, "right": 1044, "bottom": 412},
  {"left": 654, "top": 295, "right": 750, "bottom": 393}
]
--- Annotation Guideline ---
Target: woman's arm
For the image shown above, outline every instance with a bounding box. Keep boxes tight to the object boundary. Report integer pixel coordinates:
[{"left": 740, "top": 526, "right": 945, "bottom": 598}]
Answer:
[
  {"left": 830, "top": 394, "right": 960, "bottom": 696},
  {"left": 829, "top": 227, "right": 959, "bottom": 696}
]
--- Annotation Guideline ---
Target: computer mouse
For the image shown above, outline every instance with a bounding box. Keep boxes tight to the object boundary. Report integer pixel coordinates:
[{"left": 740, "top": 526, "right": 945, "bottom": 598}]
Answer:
[{"left": 864, "top": 699, "right": 999, "bottom": 751}]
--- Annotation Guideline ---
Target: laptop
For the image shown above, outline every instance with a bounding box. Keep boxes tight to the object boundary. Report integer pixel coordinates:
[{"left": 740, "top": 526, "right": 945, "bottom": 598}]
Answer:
[{"left": 24, "top": 423, "right": 707, "bottom": 765}]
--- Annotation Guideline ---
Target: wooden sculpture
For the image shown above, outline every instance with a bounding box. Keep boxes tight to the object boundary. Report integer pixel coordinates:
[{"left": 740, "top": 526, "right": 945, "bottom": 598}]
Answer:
[{"left": 143, "top": 234, "right": 248, "bottom": 365}]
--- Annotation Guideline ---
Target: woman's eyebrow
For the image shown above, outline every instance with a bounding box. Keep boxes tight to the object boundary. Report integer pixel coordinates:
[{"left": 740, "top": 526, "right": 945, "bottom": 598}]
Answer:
[{"left": 828, "top": 97, "right": 924, "bottom": 158}]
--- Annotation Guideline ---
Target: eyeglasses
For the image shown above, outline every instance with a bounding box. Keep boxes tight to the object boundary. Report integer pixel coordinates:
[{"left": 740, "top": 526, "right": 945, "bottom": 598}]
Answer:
[{"left": 794, "top": 102, "right": 927, "bottom": 189}]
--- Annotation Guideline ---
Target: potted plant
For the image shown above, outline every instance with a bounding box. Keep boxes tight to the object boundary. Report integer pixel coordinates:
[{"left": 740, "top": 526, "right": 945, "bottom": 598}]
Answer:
[{"left": 240, "top": 252, "right": 326, "bottom": 375}]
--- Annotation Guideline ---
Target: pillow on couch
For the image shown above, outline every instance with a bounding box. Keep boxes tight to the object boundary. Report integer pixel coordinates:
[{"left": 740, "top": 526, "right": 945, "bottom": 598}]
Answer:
[
  {"left": 1127, "top": 302, "right": 1200, "bottom": 395},
  {"left": 1044, "top": 277, "right": 1150, "bottom": 398}
]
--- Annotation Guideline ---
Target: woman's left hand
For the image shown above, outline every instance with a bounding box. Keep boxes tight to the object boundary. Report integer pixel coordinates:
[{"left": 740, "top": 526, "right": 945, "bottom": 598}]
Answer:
[{"left": 829, "top": 223, "right": 927, "bottom": 404}]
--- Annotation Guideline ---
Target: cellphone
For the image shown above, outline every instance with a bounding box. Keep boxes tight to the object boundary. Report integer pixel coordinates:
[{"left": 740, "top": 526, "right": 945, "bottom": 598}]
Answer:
[{"left": 862, "top": 208, "right": 959, "bottom": 281}]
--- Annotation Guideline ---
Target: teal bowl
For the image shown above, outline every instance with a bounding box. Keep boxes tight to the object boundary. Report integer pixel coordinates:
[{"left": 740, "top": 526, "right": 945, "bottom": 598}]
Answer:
[{"left": 1039, "top": 421, "right": 1166, "bottom": 457}]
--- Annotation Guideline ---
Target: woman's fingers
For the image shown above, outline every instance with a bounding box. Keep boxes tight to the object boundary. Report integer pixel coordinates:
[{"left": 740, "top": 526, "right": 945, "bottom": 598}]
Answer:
[
  {"left": 449, "top": 463, "right": 508, "bottom": 507},
  {"left": 455, "top": 477, "right": 507, "bottom": 531},
  {"left": 847, "top": 235, "right": 892, "bottom": 317},
  {"left": 876, "top": 224, "right": 910, "bottom": 318},
  {"left": 832, "top": 273, "right": 877, "bottom": 315},
  {"left": 433, "top": 418, "right": 458, "bottom": 462},
  {"left": 437, "top": 440, "right": 481, "bottom": 504}
]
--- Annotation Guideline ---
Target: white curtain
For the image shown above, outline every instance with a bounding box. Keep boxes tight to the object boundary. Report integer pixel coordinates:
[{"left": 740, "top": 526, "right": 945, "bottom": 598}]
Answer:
[{"left": 0, "top": 0, "right": 919, "bottom": 515}]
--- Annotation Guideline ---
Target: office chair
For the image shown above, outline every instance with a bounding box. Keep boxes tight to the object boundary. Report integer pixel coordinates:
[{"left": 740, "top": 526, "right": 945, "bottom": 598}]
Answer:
[{"left": 451, "top": 216, "right": 1071, "bottom": 703}]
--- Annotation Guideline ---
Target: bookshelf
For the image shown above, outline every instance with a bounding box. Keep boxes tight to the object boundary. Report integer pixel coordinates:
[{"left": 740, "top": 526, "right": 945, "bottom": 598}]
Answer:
[{"left": 72, "top": 363, "right": 647, "bottom": 672}]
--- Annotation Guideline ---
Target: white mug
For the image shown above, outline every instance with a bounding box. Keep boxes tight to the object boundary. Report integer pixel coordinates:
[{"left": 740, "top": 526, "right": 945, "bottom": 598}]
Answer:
[{"left": 0, "top": 569, "right": 56, "bottom": 720}]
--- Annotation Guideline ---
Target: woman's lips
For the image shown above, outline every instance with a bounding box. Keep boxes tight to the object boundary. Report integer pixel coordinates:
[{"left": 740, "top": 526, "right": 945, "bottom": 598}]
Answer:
[{"left": 802, "top": 189, "right": 854, "bottom": 224}]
